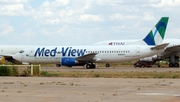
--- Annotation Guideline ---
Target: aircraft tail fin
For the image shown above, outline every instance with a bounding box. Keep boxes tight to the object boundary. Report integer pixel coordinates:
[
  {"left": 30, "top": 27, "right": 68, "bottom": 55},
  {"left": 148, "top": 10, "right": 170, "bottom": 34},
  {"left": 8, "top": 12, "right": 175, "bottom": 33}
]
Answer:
[
  {"left": 130, "top": 17, "right": 169, "bottom": 46},
  {"left": 143, "top": 17, "right": 169, "bottom": 46}
]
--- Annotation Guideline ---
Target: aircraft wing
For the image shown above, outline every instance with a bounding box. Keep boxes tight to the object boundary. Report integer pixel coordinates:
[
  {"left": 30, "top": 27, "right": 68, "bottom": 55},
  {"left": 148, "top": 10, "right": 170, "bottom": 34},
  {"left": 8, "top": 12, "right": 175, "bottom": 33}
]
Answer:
[
  {"left": 156, "top": 45, "right": 180, "bottom": 60},
  {"left": 164, "top": 45, "right": 180, "bottom": 52},
  {"left": 76, "top": 53, "right": 97, "bottom": 61},
  {"left": 151, "top": 43, "right": 169, "bottom": 50}
]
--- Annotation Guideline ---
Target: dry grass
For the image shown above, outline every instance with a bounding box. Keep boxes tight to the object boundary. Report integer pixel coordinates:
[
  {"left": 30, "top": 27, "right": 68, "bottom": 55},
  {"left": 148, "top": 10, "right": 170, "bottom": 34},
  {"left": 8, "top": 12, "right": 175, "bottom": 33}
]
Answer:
[{"left": 40, "top": 71, "right": 180, "bottom": 78}]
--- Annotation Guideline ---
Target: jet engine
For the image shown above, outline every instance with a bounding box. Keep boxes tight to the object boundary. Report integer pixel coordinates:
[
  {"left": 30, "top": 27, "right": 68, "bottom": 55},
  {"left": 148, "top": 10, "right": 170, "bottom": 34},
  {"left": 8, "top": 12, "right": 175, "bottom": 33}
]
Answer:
[
  {"left": 0, "top": 56, "right": 5, "bottom": 64},
  {"left": 140, "top": 55, "right": 160, "bottom": 61},
  {"left": 60, "top": 57, "right": 79, "bottom": 66}
]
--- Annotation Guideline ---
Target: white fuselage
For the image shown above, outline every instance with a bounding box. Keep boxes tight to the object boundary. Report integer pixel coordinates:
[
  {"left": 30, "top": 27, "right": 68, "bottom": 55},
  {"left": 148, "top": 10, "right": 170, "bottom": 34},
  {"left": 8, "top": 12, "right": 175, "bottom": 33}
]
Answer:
[
  {"left": 0, "top": 45, "right": 31, "bottom": 56},
  {"left": 93, "top": 39, "right": 180, "bottom": 47},
  {"left": 12, "top": 45, "right": 164, "bottom": 64}
]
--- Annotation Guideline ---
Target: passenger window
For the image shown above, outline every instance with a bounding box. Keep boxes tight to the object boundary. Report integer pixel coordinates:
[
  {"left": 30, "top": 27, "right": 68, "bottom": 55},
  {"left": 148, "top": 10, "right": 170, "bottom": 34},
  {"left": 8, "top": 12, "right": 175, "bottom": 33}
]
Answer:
[{"left": 19, "top": 50, "right": 24, "bottom": 53}]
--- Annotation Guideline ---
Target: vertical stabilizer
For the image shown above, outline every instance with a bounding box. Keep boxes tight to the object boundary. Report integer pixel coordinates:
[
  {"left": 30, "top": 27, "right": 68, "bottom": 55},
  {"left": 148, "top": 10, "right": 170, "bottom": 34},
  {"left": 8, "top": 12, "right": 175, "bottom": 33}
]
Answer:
[{"left": 143, "top": 17, "right": 169, "bottom": 45}]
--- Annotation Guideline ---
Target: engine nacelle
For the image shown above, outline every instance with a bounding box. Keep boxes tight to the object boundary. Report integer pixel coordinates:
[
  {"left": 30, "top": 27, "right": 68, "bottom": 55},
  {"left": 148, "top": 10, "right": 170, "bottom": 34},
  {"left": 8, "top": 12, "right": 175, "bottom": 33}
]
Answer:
[
  {"left": 0, "top": 56, "right": 5, "bottom": 64},
  {"left": 60, "top": 57, "right": 78, "bottom": 66},
  {"left": 140, "top": 55, "right": 159, "bottom": 61},
  {"left": 152, "top": 55, "right": 159, "bottom": 61}
]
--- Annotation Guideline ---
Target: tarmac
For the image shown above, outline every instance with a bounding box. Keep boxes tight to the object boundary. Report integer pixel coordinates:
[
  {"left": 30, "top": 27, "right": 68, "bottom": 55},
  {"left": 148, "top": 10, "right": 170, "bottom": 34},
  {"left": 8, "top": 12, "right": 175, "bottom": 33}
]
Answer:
[{"left": 0, "top": 66, "right": 180, "bottom": 102}]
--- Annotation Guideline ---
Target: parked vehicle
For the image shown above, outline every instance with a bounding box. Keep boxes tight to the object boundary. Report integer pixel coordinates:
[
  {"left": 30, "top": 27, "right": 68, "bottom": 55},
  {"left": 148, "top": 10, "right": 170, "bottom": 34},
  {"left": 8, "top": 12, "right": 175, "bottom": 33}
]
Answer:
[{"left": 134, "top": 61, "right": 156, "bottom": 68}]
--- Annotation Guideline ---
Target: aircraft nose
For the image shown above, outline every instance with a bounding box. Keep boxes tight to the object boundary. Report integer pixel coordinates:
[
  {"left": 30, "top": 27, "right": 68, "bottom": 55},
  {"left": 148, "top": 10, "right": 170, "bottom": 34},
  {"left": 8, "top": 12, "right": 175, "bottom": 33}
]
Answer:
[{"left": 12, "top": 53, "right": 22, "bottom": 62}]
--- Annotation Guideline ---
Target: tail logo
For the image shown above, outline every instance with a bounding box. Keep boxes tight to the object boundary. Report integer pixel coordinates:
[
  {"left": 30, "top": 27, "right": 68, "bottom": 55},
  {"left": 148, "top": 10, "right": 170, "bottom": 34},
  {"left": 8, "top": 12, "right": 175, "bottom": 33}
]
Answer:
[{"left": 143, "top": 17, "right": 169, "bottom": 46}]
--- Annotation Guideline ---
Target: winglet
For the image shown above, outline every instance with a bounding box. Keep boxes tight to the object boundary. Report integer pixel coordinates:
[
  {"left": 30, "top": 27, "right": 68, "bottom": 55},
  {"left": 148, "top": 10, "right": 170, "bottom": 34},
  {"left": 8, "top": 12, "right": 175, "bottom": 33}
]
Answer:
[{"left": 143, "top": 17, "right": 169, "bottom": 46}]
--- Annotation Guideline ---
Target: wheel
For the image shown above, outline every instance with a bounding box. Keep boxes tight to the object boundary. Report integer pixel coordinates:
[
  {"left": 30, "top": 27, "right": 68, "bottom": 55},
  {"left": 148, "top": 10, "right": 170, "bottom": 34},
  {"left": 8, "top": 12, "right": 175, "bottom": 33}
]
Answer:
[
  {"left": 91, "top": 64, "right": 96, "bottom": 69},
  {"left": 174, "top": 63, "right": 179, "bottom": 67},
  {"left": 106, "top": 63, "right": 110, "bottom": 67},
  {"left": 86, "top": 64, "right": 91, "bottom": 69},
  {"left": 56, "top": 64, "right": 61, "bottom": 67},
  {"left": 169, "top": 63, "right": 174, "bottom": 67}
]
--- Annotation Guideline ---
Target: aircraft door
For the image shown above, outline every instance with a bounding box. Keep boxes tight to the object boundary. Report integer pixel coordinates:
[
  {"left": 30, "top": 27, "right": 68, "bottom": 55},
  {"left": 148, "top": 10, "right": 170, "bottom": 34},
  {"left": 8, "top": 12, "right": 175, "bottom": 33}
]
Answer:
[
  {"left": 29, "top": 48, "right": 34, "bottom": 57},
  {"left": 29, "top": 48, "right": 36, "bottom": 62},
  {"left": 136, "top": 47, "right": 140, "bottom": 57}
]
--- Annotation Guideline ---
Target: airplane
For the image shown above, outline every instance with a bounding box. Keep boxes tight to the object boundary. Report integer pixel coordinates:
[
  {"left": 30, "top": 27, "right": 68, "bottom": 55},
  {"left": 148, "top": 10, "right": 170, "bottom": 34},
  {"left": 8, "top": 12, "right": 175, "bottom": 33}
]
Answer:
[
  {"left": 135, "top": 40, "right": 180, "bottom": 68},
  {"left": 94, "top": 39, "right": 180, "bottom": 68},
  {"left": 12, "top": 17, "right": 169, "bottom": 69},
  {"left": 0, "top": 45, "right": 31, "bottom": 64}
]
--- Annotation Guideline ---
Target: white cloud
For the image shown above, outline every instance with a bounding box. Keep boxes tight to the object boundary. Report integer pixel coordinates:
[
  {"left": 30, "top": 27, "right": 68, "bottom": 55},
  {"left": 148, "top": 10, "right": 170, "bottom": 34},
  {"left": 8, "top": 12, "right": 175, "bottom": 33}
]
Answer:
[
  {"left": 111, "top": 25, "right": 125, "bottom": 33},
  {"left": 79, "top": 14, "right": 104, "bottom": 22},
  {"left": 151, "top": 0, "right": 180, "bottom": 8},
  {"left": 109, "top": 13, "right": 123, "bottom": 20},
  {"left": 0, "top": 0, "right": 29, "bottom": 3},
  {"left": 57, "top": 25, "right": 71, "bottom": 36},
  {"left": 96, "top": 0, "right": 122, "bottom": 6},
  {"left": 35, "top": 0, "right": 105, "bottom": 25},
  {"left": 109, "top": 13, "right": 138, "bottom": 20},
  {"left": 0, "top": 4, "right": 23, "bottom": 15},
  {"left": 0, "top": 19, "right": 14, "bottom": 36},
  {"left": 0, "top": 0, "right": 179, "bottom": 45},
  {"left": 0, "top": 22, "right": 14, "bottom": 36},
  {"left": 169, "top": 28, "right": 180, "bottom": 35},
  {"left": 143, "top": 12, "right": 155, "bottom": 21},
  {"left": 21, "top": 29, "right": 35, "bottom": 37},
  {"left": 0, "top": 2, "right": 34, "bottom": 16},
  {"left": 41, "top": 0, "right": 69, "bottom": 7},
  {"left": 40, "top": 28, "right": 50, "bottom": 36},
  {"left": 34, "top": 1, "right": 77, "bottom": 25}
]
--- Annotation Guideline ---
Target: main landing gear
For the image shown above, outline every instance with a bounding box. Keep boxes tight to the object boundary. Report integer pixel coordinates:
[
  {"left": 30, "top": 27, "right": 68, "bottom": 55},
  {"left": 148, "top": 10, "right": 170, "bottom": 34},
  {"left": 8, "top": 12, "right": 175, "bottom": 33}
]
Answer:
[
  {"left": 169, "top": 55, "right": 179, "bottom": 68},
  {"left": 105, "top": 63, "right": 110, "bottom": 67},
  {"left": 56, "top": 64, "right": 61, "bottom": 67},
  {"left": 86, "top": 63, "right": 96, "bottom": 69}
]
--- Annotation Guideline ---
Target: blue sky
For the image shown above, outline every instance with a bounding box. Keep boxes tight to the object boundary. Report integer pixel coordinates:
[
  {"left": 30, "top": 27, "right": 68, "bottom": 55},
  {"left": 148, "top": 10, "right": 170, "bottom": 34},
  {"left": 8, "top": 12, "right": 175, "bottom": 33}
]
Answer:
[{"left": 0, "top": 0, "right": 180, "bottom": 46}]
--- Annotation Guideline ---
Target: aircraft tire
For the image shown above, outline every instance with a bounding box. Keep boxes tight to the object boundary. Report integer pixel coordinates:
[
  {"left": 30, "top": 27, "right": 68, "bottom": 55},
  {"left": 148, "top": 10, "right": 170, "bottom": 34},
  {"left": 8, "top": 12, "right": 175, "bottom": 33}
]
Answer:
[
  {"left": 56, "top": 64, "right": 61, "bottom": 67},
  {"left": 169, "top": 63, "right": 174, "bottom": 67},
  {"left": 106, "top": 63, "right": 110, "bottom": 67},
  {"left": 86, "top": 64, "right": 91, "bottom": 69},
  {"left": 174, "top": 63, "right": 179, "bottom": 67}
]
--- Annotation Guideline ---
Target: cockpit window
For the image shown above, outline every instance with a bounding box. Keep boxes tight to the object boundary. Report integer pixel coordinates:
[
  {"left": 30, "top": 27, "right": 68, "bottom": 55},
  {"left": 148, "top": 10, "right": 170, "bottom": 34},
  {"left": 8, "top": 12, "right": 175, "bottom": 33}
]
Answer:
[{"left": 19, "top": 50, "right": 24, "bottom": 53}]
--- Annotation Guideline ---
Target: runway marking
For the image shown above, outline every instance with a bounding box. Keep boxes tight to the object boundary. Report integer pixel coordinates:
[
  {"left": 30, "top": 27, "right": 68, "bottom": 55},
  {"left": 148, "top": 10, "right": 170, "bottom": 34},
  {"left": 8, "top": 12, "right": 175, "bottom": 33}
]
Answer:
[{"left": 136, "top": 93, "right": 180, "bottom": 97}]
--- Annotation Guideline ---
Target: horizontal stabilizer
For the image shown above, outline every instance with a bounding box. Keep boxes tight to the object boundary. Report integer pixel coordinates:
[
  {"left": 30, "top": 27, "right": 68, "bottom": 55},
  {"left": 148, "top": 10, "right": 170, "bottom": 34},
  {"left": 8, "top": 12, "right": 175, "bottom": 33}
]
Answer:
[{"left": 151, "top": 43, "right": 169, "bottom": 50}]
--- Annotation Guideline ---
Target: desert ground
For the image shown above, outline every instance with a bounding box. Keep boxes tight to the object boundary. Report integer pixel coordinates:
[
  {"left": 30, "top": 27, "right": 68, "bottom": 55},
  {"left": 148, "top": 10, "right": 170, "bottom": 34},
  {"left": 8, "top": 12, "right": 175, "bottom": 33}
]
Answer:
[
  {"left": 0, "top": 66, "right": 180, "bottom": 102},
  {"left": 42, "top": 65, "right": 180, "bottom": 72}
]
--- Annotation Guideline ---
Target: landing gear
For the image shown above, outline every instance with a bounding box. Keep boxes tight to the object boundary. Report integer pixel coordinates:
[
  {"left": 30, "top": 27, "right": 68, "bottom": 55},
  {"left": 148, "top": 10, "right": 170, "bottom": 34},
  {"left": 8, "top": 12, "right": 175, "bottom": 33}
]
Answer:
[
  {"left": 68, "top": 66, "right": 72, "bottom": 68},
  {"left": 56, "top": 64, "right": 61, "bottom": 67},
  {"left": 105, "top": 63, "right": 110, "bottom": 67},
  {"left": 86, "top": 63, "right": 96, "bottom": 69},
  {"left": 174, "top": 63, "right": 179, "bottom": 67},
  {"left": 169, "top": 55, "right": 179, "bottom": 68}
]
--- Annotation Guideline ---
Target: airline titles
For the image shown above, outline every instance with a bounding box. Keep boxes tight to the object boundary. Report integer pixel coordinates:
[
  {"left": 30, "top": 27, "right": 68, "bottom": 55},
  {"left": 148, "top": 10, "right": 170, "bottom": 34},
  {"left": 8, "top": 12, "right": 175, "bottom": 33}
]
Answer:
[{"left": 34, "top": 47, "right": 86, "bottom": 57}]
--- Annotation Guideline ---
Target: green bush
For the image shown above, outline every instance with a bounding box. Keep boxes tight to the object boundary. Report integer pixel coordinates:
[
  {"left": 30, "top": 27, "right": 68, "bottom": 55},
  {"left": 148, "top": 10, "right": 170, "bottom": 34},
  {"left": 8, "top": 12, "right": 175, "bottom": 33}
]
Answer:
[
  {"left": 0, "top": 66, "right": 13, "bottom": 76},
  {"left": 41, "top": 71, "right": 49, "bottom": 76},
  {"left": 12, "top": 67, "right": 18, "bottom": 75},
  {"left": 22, "top": 69, "right": 30, "bottom": 76},
  {"left": 40, "top": 71, "right": 59, "bottom": 77}
]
